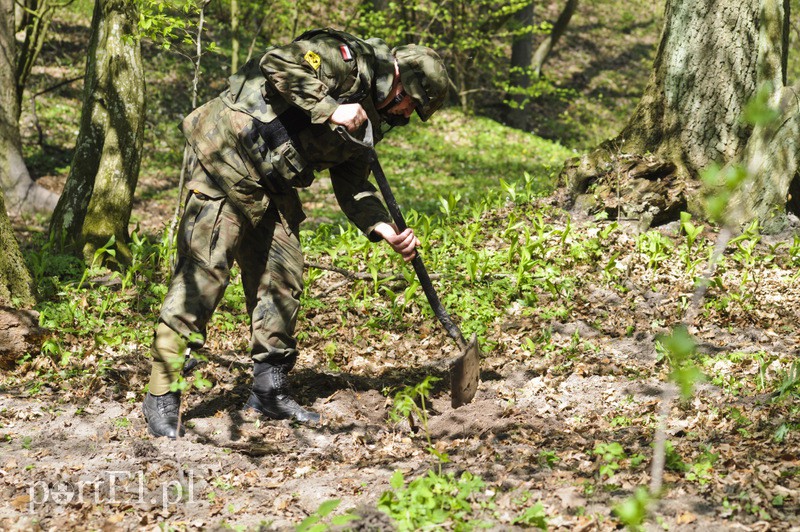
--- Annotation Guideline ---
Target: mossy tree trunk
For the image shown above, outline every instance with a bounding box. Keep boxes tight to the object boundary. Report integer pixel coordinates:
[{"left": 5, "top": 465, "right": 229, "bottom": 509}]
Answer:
[
  {"left": 0, "top": 188, "right": 35, "bottom": 307},
  {"left": 0, "top": 0, "right": 59, "bottom": 216},
  {"left": 0, "top": 1, "right": 36, "bottom": 310},
  {"left": 48, "top": 0, "right": 145, "bottom": 265},
  {"left": 558, "top": 0, "right": 798, "bottom": 232}
]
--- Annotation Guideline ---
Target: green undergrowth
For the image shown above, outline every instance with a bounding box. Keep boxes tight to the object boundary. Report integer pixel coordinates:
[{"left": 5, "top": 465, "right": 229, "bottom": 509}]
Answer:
[
  {"left": 8, "top": 86, "right": 800, "bottom": 532},
  {"left": 8, "top": 151, "right": 800, "bottom": 528}
]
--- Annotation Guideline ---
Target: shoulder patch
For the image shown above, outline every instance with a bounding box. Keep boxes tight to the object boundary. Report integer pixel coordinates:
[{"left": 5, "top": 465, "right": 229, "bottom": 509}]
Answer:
[
  {"left": 339, "top": 45, "right": 353, "bottom": 62},
  {"left": 304, "top": 50, "right": 321, "bottom": 71}
]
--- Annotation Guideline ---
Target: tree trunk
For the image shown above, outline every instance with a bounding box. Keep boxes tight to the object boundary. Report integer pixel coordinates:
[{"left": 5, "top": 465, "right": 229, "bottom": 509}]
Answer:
[
  {"left": 48, "top": 0, "right": 145, "bottom": 266},
  {"left": 0, "top": 186, "right": 35, "bottom": 307},
  {"left": 0, "top": 0, "right": 59, "bottom": 215},
  {"left": 13, "top": 0, "right": 23, "bottom": 31},
  {"left": 557, "top": 0, "right": 797, "bottom": 232},
  {"left": 531, "top": 0, "right": 578, "bottom": 79},
  {"left": 506, "top": 2, "right": 534, "bottom": 127},
  {"left": 16, "top": 0, "right": 57, "bottom": 113},
  {"left": 230, "top": 0, "right": 239, "bottom": 73}
]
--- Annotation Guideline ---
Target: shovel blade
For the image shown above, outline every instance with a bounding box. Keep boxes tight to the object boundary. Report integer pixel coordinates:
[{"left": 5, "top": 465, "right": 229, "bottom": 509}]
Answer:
[{"left": 450, "top": 333, "right": 481, "bottom": 408}]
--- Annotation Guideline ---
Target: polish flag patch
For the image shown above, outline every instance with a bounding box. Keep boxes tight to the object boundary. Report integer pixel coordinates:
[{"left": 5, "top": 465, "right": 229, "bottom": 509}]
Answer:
[{"left": 339, "top": 44, "right": 353, "bottom": 61}]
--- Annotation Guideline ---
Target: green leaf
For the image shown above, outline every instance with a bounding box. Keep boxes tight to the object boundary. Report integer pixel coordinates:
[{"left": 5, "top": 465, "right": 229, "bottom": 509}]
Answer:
[
  {"left": 315, "top": 499, "right": 341, "bottom": 517},
  {"left": 657, "top": 325, "right": 696, "bottom": 364},
  {"left": 390, "top": 470, "right": 405, "bottom": 490},
  {"left": 330, "top": 514, "right": 359, "bottom": 526},
  {"left": 614, "top": 489, "right": 651, "bottom": 529},
  {"left": 669, "top": 365, "right": 705, "bottom": 400},
  {"left": 192, "top": 370, "right": 212, "bottom": 391}
]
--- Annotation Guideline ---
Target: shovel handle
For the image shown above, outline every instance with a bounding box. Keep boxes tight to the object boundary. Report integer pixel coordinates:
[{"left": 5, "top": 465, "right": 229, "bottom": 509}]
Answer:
[{"left": 334, "top": 125, "right": 468, "bottom": 349}]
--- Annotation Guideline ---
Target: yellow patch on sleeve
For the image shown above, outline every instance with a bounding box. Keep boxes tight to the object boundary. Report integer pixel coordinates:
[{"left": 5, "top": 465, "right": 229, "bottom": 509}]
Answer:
[{"left": 304, "top": 50, "right": 321, "bottom": 71}]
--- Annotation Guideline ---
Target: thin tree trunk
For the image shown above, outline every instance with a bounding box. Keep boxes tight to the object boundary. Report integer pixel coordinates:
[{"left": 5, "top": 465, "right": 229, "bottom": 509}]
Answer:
[
  {"left": 167, "top": 1, "right": 209, "bottom": 266},
  {"left": 13, "top": 0, "right": 23, "bottom": 31},
  {"left": 230, "top": 0, "right": 239, "bottom": 73},
  {"left": 531, "top": 0, "right": 578, "bottom": 79},
  {"left": 244, "top": 12, "right": 269, "bottom": 65},
  {"left": 0, "top": 0, "right": 58, "bottom": 216},
  {"left": 48, "top": 0, "right": 144, "bottom": 265},
  {"left": 15, "top": 0, "right": 57, "bottom": 115}
]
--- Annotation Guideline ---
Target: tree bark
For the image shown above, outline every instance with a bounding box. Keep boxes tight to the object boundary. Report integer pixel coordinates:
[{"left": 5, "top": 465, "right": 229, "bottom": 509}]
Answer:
[
  {"left": 531, "top": 0, "right": 578, "bottom": 79},
  {"left": 0, "top": 0, "right": 59, "bottom": 215},
  {"left": 557, "top": 0, "right": 797, "bottom": 232},
  {"left": 0, "top": 186, "right": 36, "bottom": 307},
  {"left": 507, "top": 2, "right": 534, "bottom": 127},
  {"left": 230, "top": 0, "right": 239, "bottom": 73},
  {"left": 48, "top": 0, "right": 145, "bottom": 265}
]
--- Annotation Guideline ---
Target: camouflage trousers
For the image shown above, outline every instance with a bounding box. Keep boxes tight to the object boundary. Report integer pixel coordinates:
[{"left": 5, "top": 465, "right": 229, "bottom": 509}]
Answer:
[{"left": 148, "top": 173, "right": 304, "bottom": 395}]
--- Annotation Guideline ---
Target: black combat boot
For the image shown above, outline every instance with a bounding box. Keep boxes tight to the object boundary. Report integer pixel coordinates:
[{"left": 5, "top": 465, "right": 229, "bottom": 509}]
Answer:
[
  {"left": 245, "top": 362, "right": 320, "bottom": 424},
  {"left": 142, "top": 391, "right": 186, "bottom": 439}
]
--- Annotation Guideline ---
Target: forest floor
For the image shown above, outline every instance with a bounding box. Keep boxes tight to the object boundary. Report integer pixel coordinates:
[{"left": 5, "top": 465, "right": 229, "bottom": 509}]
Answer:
[
  {"left": 2, "top": 1, "right": 800, "bottom": 531},
  {"left": 2, "top": 189, "right": 800, "bottom": 530}
]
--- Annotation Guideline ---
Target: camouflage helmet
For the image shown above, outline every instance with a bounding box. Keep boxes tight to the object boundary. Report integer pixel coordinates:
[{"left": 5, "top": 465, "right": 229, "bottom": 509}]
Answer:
[{"left": 393, "top": 45, "right": 450, "bottom": 121}]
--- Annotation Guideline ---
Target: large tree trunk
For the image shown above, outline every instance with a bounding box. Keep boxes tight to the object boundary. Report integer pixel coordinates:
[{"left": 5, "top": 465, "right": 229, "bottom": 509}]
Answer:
[
  {"left": 48, "top": 0, "right": 145, "bottom": 266},
  {"left": 0, "top": 0, "right": 59, "bottom": 216},
  {"left": 557, "top": 0, "right": 797, "bottom": 232}
]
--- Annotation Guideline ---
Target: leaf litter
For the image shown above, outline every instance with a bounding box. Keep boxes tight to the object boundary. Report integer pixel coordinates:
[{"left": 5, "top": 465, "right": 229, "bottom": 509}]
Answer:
[{"left": 2, "top": 196, "right": 800, "bottom": 530}]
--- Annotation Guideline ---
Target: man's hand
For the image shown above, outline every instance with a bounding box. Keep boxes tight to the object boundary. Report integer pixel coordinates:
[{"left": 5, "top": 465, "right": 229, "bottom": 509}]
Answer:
[
  {"left": 329, "top": 103, "right": 368, "bottom": 132},
  {"left": 373, "top": 222, "right": 420, "bottom": 262}
]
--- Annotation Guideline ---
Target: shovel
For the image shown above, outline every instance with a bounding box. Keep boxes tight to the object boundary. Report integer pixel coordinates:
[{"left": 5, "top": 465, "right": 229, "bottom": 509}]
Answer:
[{"left": 337, "top": 123, "right": 481, "bottom": 407}]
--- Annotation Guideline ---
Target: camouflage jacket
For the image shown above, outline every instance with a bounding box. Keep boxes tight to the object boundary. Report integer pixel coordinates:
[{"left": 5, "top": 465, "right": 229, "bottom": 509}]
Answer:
[{"left": 181, "top": 28, "right": 396, "bottom": 238}]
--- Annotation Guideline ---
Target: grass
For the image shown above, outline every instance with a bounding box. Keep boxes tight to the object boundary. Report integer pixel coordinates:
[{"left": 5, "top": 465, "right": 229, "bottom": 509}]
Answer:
[{"left": 299, "top": 109, "right": 575, "bottom": 226}]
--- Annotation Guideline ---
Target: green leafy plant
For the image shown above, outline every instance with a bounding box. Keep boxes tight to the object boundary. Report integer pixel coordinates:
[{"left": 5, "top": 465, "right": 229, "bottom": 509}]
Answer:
[
  {"left": 113, "top": 417, "right": 132, "bottom": 429},
  {"left": 512, "top": 500, "right": 548, "bottom": 529},
  {"left": 377, "top": 469, "right": 489, "bottom": 532},
  {"left": 656, "top": 325, "right": 704, "bottom": 399},
  {"left": 685, "top": 448, "right": 719, "bottom": 485},
  {"left": 593, "top": 442, "right": 626, "bottom": 479},
  {"left": 295, "top": 499, "right": 358, "bottom": 532},
  {"left": 538, "top": 450, "right": 560, "bottom": 468},
  {"left": 380, "top": 376, "right": 495, "bottom": 529},
  {"left": 774, "top": 361, "right": 800, "bottom": 399},
  {"left": 663, "top": 441, "right": 687, "bottom": 472},
  {"left": 635, "top": 230, "right": 673, "bottom": 270},
  {"left": 614, "top": 487, "right": 652, "bottom": 530},
  {"left": 388, "top": 376, "right": 445, "bottom": 464}
]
